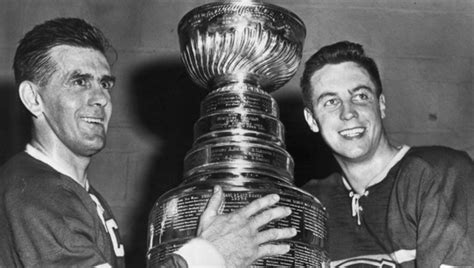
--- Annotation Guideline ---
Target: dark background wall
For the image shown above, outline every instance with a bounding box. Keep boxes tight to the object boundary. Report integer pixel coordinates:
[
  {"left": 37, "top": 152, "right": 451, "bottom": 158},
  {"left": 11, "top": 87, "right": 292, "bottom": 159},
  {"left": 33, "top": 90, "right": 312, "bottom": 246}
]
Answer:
[{"left": 1, "top": 0, "right": 473, "bottom": 266}]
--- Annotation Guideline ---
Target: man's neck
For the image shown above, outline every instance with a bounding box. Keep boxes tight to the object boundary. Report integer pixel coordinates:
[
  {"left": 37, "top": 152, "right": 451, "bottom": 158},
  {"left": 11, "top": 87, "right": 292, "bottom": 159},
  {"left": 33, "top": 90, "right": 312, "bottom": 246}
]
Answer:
[
  {"left": 335, "top": 140, "right": 402, "bottom": 195},
  {"left": 28, "top": 138, "right": 90, "bottom": 188}
]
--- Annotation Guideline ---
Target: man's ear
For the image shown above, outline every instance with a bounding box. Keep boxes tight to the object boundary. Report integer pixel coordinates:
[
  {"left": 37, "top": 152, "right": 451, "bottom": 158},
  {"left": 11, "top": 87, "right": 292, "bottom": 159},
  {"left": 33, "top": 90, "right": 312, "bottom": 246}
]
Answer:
[
  {"left": 18, "top": 81, "right": 43, "bottom": 117},
  {"left": 379, "top": 94, "right": 386, "bottom": 119},
  {"left": 303, "top": 108, "right": 320, "bottom": 133}
]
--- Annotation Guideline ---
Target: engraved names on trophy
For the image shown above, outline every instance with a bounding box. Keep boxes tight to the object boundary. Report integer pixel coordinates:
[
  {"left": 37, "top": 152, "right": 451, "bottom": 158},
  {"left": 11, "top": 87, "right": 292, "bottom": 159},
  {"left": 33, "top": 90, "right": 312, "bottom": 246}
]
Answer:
[
  {"left": 148, "top": 188, "right": 328, "bottom": 266},
  {"left": 200, "top": 88, "right": 278, "bottom": 116}
]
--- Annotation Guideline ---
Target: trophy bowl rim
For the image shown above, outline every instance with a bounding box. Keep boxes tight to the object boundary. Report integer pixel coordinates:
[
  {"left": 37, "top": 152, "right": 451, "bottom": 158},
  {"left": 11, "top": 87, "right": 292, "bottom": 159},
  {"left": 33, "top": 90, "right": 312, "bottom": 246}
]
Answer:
[{"left": 177, "top": 0, "right": 306, "bottom": 37}]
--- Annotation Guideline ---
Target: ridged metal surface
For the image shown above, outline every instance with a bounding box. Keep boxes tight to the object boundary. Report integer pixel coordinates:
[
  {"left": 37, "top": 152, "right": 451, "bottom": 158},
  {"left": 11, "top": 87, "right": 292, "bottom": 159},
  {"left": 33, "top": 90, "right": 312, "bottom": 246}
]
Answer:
[{"left": 178, "top": 0, "right": 305, "bottom": 92}]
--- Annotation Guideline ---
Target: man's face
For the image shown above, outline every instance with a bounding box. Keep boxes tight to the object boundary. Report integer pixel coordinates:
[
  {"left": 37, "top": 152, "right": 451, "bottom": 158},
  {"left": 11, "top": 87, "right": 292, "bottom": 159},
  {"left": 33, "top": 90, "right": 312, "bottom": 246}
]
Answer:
[
  {"left": 304, "top": 61, "right": 386, "bottom": 162},
  {"left": 39, "top": 45, "right": 114, "bottom": 157}
]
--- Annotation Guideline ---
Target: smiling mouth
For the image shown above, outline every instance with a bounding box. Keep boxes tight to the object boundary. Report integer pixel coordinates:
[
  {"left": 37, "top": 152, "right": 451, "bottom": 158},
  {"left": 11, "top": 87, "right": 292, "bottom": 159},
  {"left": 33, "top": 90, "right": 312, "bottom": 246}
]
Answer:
[
  {"left": 81, "top": 117, "right": 104, "bottom": 126},
  {"left": 339, "top": 127, "right": 365, "bottom": 138}
]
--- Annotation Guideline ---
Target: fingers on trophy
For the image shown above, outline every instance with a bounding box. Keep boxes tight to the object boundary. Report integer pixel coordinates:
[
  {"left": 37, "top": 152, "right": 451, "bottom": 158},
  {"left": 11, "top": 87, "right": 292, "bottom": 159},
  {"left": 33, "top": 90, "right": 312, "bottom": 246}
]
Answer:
[{"left": 197, "top": 185, "right": 297, "bottom": 266}]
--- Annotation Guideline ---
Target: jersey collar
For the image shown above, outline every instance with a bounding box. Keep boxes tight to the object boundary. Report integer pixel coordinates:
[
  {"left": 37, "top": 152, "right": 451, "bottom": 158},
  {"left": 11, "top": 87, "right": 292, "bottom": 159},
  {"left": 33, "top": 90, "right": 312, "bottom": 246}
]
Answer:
[{"left": 25, "top": 143, "right": 89, "bottom": 190}]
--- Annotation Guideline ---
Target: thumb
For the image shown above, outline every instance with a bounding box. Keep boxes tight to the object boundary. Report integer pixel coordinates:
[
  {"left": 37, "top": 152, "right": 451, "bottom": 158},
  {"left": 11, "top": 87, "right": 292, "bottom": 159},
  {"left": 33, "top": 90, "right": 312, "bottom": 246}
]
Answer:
[{"left": 200, "top": 185, "right": 224, "bottom": 224}]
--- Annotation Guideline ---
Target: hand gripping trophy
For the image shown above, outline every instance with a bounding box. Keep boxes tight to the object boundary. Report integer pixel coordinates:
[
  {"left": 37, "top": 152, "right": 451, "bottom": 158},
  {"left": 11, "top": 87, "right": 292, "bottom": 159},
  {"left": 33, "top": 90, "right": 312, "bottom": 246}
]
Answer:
[{"left": 147, "top": 0, "right": 329, "bottom": 266}]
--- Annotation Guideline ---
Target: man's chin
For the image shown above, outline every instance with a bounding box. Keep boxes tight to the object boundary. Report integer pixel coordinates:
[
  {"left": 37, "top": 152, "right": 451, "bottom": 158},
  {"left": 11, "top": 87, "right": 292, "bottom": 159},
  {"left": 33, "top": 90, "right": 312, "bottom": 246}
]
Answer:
[
  {"left": 334, "top": 146, "right": 370, "bottom": 162},
  {"left": 77, "top": 138, "right": 106, "bottom": 157}
]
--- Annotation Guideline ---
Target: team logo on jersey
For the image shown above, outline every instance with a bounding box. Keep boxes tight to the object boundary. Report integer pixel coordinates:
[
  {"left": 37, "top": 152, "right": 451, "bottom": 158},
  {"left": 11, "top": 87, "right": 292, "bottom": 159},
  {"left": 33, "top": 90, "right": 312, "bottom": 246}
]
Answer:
[
  {"left": 105, "top": 219, "right": 125, "bottom": 257},
  {"left": 335, "top": 258, "right": 396, "bottom": 267},
  {"left": 89, "top": 193, "right": 125, "bottom": 257},
  {"left": 332, "top": 249, "right": 415, "bottom": 267}
]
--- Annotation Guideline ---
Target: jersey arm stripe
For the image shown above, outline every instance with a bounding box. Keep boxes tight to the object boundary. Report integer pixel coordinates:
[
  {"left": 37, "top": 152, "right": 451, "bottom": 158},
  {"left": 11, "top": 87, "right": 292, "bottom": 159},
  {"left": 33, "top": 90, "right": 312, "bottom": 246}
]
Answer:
[
  {"left": 390, "top": 249, "right": 416, "bottom": 263},
  {"left": 94, "top": 263, "right": 112, "bottom": 268}
]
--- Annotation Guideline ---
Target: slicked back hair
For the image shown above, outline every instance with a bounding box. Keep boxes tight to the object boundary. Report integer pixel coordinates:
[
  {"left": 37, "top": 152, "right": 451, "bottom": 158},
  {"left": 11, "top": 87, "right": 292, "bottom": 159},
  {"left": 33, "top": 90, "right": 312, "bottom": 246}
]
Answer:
[
  {"left": 13, "top": 17, "right": 113, "bottom": 87},
  {"left": 300, "top": 41, "right": 382, "bottom": 110}
]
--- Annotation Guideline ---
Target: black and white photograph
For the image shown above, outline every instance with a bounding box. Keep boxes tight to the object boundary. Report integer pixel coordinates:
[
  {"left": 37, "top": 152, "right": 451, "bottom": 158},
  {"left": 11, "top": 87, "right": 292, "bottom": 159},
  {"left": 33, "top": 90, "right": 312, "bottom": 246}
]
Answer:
[{"left": 0, "top": 0, "right": 473, "bottom": 267}]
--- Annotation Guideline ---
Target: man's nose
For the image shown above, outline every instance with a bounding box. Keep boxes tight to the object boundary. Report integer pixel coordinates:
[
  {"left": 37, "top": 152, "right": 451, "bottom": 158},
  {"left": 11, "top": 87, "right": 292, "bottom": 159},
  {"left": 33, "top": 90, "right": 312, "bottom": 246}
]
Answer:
[
  {"left": 340, "top": 102, "right": 358, "bottom": 120},
  {"left": 88, "top": 85, "right": 110, "bottom": 107}
]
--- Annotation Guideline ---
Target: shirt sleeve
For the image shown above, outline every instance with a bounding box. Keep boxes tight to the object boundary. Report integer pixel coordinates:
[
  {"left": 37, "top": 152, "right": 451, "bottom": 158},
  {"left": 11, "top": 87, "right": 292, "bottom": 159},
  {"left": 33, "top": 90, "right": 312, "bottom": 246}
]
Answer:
[
  {"left": 390, "top": 152, "right": 474, "bottom": 266},
  {"left": 158, "top": 253, "right": 189, "bottom": 268},
  {"left": 174, "top": 238, "right": 226, "bottom": 267},
  {"left": 4, "top": 177, "right": 111, "bottom": 267}
]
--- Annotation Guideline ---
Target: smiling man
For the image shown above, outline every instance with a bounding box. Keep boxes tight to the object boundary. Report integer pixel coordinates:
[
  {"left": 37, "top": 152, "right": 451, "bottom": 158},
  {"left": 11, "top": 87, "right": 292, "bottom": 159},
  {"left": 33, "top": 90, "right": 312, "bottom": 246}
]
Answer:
[
  {"left": 300, "top": 41, "right": 474, "bottom": 266},
  {"left": 0, "top": 18, "right": 125, "bottom": 267},
  {"left": 0, "top": 18, "right": 296, "bottom": 267}
]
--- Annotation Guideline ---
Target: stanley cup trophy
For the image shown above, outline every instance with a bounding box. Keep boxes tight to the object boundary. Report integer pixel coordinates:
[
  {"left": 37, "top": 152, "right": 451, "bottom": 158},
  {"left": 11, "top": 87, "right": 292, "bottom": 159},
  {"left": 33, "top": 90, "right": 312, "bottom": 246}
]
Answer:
[{"left": 147, "top": 0, "right": 329, "bottom": 266}]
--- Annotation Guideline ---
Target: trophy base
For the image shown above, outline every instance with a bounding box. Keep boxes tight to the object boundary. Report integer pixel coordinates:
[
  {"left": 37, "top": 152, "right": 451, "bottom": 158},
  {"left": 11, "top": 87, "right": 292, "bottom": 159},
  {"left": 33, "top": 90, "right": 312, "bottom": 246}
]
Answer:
[{"left": 146, "top": 178, "right": 329, "bottom": 267}]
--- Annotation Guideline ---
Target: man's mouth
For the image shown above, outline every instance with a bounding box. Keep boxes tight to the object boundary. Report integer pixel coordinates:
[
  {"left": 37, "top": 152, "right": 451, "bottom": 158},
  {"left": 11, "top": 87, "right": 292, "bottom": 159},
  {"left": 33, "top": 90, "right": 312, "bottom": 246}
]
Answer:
[
  {"left": 81, "top": 116, "right": 104, "bottom": 126},
  {"left": 339, "top": 127, "right": 365, "bottom": 138}
]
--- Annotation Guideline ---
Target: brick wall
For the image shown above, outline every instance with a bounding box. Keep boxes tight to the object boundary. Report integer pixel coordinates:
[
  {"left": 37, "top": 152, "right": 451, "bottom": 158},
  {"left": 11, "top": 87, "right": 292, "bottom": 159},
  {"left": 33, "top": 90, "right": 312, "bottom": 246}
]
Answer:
[{"left": 1, "top": 0, "right": 472, "bottom": 266}]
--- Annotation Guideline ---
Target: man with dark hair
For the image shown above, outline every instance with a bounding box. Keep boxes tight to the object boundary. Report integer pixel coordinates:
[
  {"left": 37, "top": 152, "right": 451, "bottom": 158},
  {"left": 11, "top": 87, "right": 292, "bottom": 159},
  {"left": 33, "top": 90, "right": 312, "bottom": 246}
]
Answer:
[
  {"left": 0, "top": 17, "right": 124, "bottom": 267},
  {"left": 0, "top": 18, "right": 296, "bottom": 267},
  {"left": 301, "top": 41, "right": 474, "bottom": 266}
]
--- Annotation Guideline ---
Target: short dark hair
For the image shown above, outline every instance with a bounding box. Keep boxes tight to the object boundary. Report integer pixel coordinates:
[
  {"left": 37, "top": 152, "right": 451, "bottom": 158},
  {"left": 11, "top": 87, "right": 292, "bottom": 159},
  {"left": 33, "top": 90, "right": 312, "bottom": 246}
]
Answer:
[
  {"left": 13, "top": 17, "right": 112, "bottom": 86},
  {"left": 300, "top": 41, "right": 382, "bottom": 110}
]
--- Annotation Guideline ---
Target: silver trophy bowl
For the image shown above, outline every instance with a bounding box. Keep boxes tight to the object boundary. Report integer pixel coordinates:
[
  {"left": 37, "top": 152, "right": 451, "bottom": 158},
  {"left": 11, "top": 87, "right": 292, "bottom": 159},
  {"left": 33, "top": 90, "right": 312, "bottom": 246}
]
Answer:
[
  {"left": 147, "top": 0, "right": 329, "bottom": 266},
  {"left": 178, "top": 0, "right": 306, "bottom": 92}
]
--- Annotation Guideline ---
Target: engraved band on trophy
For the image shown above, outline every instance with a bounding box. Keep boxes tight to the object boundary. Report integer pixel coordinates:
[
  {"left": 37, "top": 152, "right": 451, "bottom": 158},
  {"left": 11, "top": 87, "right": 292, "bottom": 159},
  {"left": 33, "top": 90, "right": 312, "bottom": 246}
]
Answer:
[{"left": 147, "top": 0, "right": 329, "bottom": 266}]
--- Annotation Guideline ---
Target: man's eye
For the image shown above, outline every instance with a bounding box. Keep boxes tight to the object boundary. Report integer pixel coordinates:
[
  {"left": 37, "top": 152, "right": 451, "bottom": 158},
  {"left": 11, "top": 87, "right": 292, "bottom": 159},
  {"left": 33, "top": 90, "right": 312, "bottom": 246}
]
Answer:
[
  {"left": 324, "top": 98, "right": 339, "bottom": 107},
  {"left": 101, "top": 81, "right": 114, "bottom": 90},
  {"left": 353, "top": 93, "right": 370, "bottom": 101},
  {"left": 73, "top": 78, "right": 88, "bottom": 87}
]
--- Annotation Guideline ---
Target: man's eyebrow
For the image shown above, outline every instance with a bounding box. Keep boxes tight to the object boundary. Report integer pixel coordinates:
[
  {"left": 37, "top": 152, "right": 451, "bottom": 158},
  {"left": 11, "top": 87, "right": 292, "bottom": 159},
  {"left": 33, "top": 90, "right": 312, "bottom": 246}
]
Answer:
[
  {"left": 101, "top": 75, "right": 116, "bottom": 83},
  {"left": 69, "top": 71, "right": 93, "bottom": 80},
  {"left": 350, "top": 85, "right": 375, "bottom": 94},
  {"left": 68, "top": 71, "right": 116, "bottom": 83}
]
